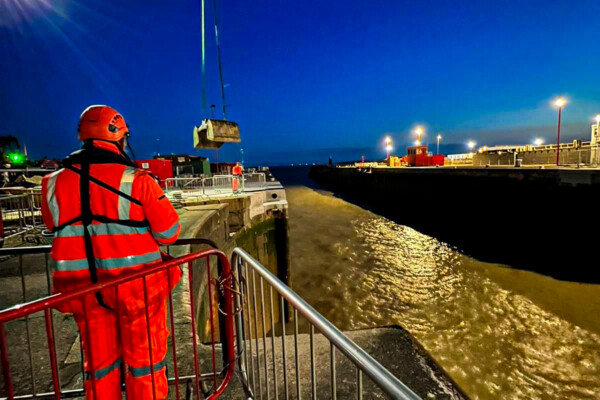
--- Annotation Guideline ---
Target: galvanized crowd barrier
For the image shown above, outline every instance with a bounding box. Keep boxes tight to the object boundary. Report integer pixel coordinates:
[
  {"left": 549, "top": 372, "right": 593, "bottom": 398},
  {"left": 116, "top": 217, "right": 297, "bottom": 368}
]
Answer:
[
  {"left": 0, "top": 242, "right": 236, "bottom": 400},
  {"left": 240, "top": 173, "right": 266, "bottom": 190},
  {"left": 0, "top": 191, "right": 44, "bottom": 246},
  {"left": 231, "top": 248, "right": 421, "bottom": 400},
  {"left": 164, "top": 173, "right": 267, "bottom": 198}
]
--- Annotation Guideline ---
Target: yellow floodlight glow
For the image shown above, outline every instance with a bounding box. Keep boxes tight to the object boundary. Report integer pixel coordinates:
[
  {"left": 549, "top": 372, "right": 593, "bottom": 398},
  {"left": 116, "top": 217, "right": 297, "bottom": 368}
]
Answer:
[
  {"left": 437, "top": 134, "right": 442, "bottom": 140},
  {"left": 554, "top": 97, "right": 566, "bottom": 108},
  {"left": 595, "top": 114, "right": 600, "bottom": 124},
  {"left": 385, "top": 145, "right": 393, "bottom": 152},
  {"left": 467, "top": 140, "right": 476, "bottom": 150},
  {"left": 534, "top": 138, "right": 544, "bottom": 146},
  {"left": 385, "top": 136, "right": 392, "bottom": 145}
]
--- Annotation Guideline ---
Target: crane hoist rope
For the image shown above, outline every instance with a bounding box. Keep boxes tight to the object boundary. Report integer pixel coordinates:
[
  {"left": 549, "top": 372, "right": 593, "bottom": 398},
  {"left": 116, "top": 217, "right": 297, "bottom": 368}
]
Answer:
[{"left": 194, "top": 0, "right": 241, "bottom": 150}]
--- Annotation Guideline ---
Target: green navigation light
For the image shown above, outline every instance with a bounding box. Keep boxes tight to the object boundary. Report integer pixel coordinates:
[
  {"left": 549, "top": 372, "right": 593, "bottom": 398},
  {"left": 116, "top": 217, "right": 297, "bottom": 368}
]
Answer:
[{"left": 8, "top": 152, "right": 25, "bottom": 164}]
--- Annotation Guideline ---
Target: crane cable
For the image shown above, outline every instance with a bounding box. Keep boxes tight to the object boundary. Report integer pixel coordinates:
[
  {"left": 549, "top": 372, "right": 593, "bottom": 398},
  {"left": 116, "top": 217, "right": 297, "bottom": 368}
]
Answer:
[
  {"left": 213, "top": 0, "right": 228, "bottom": 121},
  {"left": 200, "top": 0, "right": 227, "bottom": 121},
  {"left": 201, "top": 0, "right": 206, "bottom": 114}
]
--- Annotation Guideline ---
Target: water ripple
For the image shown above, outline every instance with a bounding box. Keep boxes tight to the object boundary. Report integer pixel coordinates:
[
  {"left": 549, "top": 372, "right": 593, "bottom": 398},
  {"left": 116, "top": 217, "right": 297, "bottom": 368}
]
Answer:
[{"left": 287, "top": 186, "right": 600, "bottom": 399}]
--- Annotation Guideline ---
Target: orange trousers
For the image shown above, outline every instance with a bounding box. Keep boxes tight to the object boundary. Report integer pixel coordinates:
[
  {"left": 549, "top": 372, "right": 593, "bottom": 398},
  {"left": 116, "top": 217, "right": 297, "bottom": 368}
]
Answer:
[{"left": 75, "top": 300, "right": 169, "bottom": 399}]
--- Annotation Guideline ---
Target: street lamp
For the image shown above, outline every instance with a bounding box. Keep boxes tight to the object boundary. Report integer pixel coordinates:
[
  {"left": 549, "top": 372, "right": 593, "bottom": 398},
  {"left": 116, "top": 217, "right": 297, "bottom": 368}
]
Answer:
[
  {"left": 534, "top": 138, "right": 544, "bottom": 147},
  {"left": 595, "top": 115, "right": 600, "bottom": 167},
  {"left": 415, "top": 127, "right": 424, "bottom": 146},
  {"left": 554, "top": 97, "right": 566, "bottom": 166},
  {"left": 467, "top": 140, "right": 476, "bottom": 150},
  {"left": 384, "top": 136, "right": 392, "bottom": 160},
  {"left": 436, "top": 134, "right": 442, "bottom": 155}
]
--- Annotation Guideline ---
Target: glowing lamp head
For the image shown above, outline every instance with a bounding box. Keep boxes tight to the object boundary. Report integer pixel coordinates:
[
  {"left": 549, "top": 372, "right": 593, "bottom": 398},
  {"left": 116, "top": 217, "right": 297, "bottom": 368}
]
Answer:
[
  {"left": 8, "top": 152, "right": 25, "bottom": 164},
  {"left": 415, "top": 127, "right": 424, "bottom": 136},
  {"left": 554, "top": 98, "right": 566, "bottom": 108},
  {"left": 595, "top": 114, "right": 600, "bottom": 124},
  {"left": 467, "top": 140, "right": 476, "bottom": 150},
  {"left": 437, "top": 135, "right": 442, "bottom": 140},
  {"left": 385, "top": 145, "right": 393, "bottom": 152},
  {"left": 385, "top": 136, "right": 392, "bottom": 145},
  {"left": 534, "top": 138, "right": 544, "bottom": 146}
]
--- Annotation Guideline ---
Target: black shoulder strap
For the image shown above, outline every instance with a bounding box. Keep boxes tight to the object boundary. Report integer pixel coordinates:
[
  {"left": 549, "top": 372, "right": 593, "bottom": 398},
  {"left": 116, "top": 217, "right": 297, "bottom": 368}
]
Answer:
[
  {"left": 78, "top": 161, "right": 111, "bottom": 309},
  {"left": 63, "top": 140, "right": 137, "bottom": 168},
  {"left": 63, "top": 165, "right": 143, "bottom": 207}
]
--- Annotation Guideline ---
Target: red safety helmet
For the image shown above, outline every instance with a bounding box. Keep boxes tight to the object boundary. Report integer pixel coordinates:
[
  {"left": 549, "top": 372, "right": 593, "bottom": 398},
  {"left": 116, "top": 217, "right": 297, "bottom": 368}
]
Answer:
[{"left": 78, "top": 105, "right": 129, "bottom": 142}]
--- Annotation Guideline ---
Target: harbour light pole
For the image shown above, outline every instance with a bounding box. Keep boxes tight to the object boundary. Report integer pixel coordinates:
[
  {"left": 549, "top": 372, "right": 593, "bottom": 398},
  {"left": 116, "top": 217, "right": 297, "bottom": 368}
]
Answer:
[
  {"left": 385, "top": 136, "right": 392, "bottom": 161},
  {"left": 437, "top": 135, "right": 442, "bottom": 154},
  {"left": 554, "top": 98, "right": 566, "bottom": 166},
  {"left": 415, "top": 127, "right": 423, "bottom": 146},
  {"left": 595, "top": 115, "right": 600, "bottom": 167}
]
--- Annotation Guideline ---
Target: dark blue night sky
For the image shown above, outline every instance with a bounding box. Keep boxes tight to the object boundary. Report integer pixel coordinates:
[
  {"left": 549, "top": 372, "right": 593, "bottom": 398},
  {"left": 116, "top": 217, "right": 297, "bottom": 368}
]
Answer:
[{"left": 2, "top": 0, "right": 600, "bottom": 165}]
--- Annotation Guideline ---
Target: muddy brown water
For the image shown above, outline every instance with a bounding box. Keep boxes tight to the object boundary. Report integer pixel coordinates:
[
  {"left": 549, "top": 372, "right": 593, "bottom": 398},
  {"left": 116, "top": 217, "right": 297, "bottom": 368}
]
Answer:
[{"left": 284, "top": 183, "right": 600, "bottom": 400}]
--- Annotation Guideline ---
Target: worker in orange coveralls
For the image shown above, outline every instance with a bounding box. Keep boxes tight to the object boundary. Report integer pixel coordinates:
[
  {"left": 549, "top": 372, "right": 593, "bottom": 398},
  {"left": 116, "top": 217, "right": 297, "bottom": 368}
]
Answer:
[
  {"left": 41, "top": 105, "right": 181, "bottom": 399},
  {"left": 231, "top": 161, "right": 243, "bottom": 193}
]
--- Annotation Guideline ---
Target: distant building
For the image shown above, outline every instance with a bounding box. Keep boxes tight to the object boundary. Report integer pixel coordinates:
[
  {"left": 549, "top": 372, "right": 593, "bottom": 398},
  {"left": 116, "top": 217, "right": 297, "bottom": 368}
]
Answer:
[
  {"left": 403, "top": 145, "right": 444, "bottom": 166},
  {"left": 153, "top": 154, "right": 210, "bottom": 176},
  {"left": 211, "top": 162, "right": 236, "bottom": 175}
]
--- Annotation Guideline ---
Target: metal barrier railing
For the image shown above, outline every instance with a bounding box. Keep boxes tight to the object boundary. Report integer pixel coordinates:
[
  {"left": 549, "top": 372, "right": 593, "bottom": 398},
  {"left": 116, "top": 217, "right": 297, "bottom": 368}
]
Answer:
[
  {"left": 231, "top": 248, "right": 421, "bottom": 400},
  {"left": 165, "top": 173, "right": 267, "bottom": 198},
  {"left": 165, "top": 177, "right": 205, "bottom": 191},
  {"left": 241, "top": 173, "right": 266, "bottom": 190},
  {"left": 0, "top": 191, "right": 44, "bottom": 246},
  {"left": 0, "top": 243, "right": 236, "bottom": 400}
]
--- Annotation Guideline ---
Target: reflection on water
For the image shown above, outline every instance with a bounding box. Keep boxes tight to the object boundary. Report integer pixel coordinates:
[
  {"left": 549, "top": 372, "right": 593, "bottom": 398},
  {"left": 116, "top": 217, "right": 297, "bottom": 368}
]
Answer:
[{"left": 287, "top": 185, "right": 600, "bottom": 400}]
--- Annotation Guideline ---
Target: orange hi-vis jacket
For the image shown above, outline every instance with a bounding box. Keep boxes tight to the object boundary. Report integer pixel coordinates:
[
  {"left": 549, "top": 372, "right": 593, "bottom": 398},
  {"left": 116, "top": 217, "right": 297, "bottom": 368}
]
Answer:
[{"left": 41, "top": 141, "right": 181, "bottom": 315}]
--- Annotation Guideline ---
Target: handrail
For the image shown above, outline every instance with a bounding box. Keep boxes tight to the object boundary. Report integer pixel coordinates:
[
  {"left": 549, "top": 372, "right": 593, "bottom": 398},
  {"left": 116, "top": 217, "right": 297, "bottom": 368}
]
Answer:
[
  {"left": 164, "top": 172, "right": 267, "bottom": 196},
  {"left": 231, "top": 247, "right": 421, "bottom": 400},
  {"left": 0, "top": 249, "right": 219, "bottom": 322},
  {"left": 0, "top": 247, "right": 237, "bottom": 400},
  {"left": 0, "top": 238, "right": 220, "bottom": 257}
]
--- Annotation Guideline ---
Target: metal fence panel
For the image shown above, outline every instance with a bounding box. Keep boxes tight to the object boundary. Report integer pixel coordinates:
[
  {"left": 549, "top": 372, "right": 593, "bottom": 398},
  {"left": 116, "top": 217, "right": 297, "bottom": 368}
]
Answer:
[
  {"left": 0, "top": 245, "right": 236, "bottom": 400},
  {"left": 231, "top": 248, "right": 421, "bottom": 400},
  {"left": 165, "top": 173, "right": 267, "bottom": 199}
]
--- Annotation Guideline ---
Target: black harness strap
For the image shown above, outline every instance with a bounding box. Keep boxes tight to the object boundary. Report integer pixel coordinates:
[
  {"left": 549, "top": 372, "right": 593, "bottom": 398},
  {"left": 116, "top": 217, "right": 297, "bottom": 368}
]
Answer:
[
  {"left": 58, "top": 142, "right": 149, "bottom": 310},
  {"left": 78, "top": 161, "right": 110, "bottom": 309},
  {"left": 91, "top": 215, "right": 149, "bottom": 227},
  {"left": 52, "top": 216, "right": 83, "bottom": 233},
  {"left": 64, "top": 165, "right": 143, "bottom": 207},
  {"left": 52, "top": 215, "right": 148, "bottom": 234}
]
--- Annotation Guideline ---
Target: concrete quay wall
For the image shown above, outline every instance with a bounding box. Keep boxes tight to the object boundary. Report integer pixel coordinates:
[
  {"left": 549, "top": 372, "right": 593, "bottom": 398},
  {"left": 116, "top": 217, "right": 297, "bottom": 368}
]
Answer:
[
  {"left": 309, "top": 165, "right": 600, "bottom": 283},
  {"left": 473, "top": 148, "right": 593, "bottom": 166}
]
